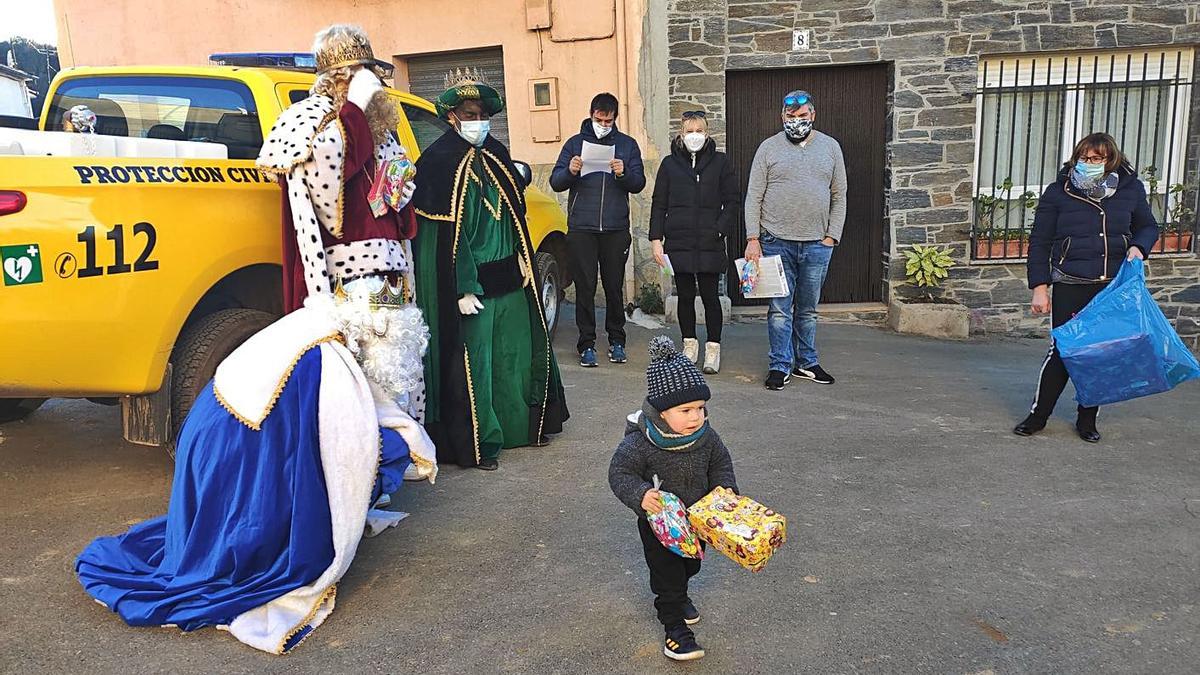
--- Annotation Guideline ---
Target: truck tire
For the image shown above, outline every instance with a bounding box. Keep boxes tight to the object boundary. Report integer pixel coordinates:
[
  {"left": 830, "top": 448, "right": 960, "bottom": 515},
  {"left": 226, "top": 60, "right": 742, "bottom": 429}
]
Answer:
[
  {"left": 170, "top": 308, "right": 275, "bottom": 437},
  {"left": 0, "top": 398, "right": 46, "bottom": 424},
  {"left": 535, "top": 251, "right": 562, "bottom": 339}
]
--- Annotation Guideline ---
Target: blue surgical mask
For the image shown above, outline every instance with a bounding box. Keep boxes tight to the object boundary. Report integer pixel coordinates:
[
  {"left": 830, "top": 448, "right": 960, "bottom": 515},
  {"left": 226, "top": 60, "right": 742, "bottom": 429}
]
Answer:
[
  {"left": 1075, "top": 161, "right": 1106, "bottom": 179},
  {"left": 457, "top": 119, "right": 490, "bottom": 147}
]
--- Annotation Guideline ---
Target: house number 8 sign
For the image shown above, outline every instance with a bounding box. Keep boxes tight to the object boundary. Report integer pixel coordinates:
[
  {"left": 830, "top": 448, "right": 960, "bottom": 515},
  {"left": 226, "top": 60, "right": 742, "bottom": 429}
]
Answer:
[{"left": 792, "top": 29, "right": 811, "bottom": 51}]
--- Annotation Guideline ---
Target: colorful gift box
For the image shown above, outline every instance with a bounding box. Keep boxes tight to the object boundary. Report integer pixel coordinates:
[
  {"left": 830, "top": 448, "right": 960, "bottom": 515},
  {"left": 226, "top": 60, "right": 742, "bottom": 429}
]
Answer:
[
  {"left": 686, "top": 486, "right": 785, "bottom": 572},
  {"left": 646, "top": 475, "right": 704, "bottom": 559},
  {"left": 368, "top": 156, "right": 416, "bottom": 217}
]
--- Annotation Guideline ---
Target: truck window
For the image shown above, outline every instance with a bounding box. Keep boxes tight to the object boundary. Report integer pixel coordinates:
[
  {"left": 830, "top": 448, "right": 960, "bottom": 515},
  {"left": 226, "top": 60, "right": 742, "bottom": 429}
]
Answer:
[
  {"left": 401, "top": 103, "right": 450, "bottom": 153},
  {"left": 48, "top": 76, "right": 263, "bottom": 159}
]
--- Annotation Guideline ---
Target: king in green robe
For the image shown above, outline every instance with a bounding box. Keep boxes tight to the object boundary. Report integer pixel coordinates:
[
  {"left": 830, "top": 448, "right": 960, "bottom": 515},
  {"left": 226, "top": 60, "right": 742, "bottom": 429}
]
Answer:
[{"left": 410, "top": 81, "right": 568, "bottom": 470}]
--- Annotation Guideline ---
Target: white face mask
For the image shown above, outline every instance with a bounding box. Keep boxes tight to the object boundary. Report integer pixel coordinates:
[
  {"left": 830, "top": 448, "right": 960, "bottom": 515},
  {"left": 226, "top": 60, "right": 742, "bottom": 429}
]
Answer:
[
  {"left": 456, "top": 119, "right": 490, "bottom": 147},
  {"left": 682, "top": 132, "right": 707, "bottom": 153},
  {"left": 592, "top": 121, "right": 613, "bottom": 139}
]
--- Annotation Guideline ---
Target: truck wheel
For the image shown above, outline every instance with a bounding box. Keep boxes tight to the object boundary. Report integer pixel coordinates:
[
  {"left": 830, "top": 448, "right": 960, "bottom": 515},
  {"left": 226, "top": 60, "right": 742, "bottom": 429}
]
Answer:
[
  {"left": 535, "top": 251, "right": 562, "bottom": 339},
  {"left": 0, "top": 398, "right": 46, "bottom": 424},
  {"left": 170, "top": 308, "right": 275, "bottom": 437}
]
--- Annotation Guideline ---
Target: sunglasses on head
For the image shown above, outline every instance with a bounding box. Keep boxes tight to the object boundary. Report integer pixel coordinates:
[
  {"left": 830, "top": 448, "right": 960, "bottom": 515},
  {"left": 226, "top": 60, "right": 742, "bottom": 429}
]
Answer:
[
  {"left": 783, "top": 92, "right": 811, "bottom": 108},
  {"left": 682, "top": 110, "right": 707, "bottom": 120}
]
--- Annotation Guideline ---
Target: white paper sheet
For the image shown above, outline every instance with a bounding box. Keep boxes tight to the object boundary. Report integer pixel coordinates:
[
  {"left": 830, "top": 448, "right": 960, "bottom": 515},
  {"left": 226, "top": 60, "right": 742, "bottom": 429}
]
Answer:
[
  {"left": 736, "top": 255, "right": 790, "bottom": 299},
  {"left": 580, "top": 141, "right": 615, "bottom": 176}
]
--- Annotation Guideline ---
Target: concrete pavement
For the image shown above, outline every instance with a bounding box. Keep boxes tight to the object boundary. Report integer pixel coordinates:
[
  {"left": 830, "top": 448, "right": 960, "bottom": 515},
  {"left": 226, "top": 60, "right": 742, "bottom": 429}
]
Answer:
[{"left": 1, "top": 311, "right": 1198, "bottom": 674}]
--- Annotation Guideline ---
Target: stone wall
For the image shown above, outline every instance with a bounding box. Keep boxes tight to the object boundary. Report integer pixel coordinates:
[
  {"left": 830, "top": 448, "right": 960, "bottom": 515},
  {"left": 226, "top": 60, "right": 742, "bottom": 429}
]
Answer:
[{"left": 666, "top": 0, "right": 1200, "bottom": 348}]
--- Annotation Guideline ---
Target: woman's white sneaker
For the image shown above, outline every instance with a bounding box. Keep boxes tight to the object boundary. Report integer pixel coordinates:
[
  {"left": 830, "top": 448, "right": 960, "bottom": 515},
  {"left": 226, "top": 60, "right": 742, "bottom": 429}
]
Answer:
[
  {"left": 702, "top": 342, "right": 720, "bottom": 374},
  {"left": 681, "top": 337, "right": 700, "bottom": 363}
]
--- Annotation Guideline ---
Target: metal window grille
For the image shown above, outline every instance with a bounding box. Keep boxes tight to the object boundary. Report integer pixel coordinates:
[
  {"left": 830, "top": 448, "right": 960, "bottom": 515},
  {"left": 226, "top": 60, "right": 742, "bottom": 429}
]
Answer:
[{"left": 972, "top": 48, "right": 1197, "bottom": 260}]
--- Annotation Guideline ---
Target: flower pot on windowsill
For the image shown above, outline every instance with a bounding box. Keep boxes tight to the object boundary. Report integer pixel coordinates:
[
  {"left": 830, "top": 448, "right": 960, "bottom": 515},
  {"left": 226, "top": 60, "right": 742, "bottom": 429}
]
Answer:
[
  {"left": 1152, "top": 232, "right": 1193, "bottom": 254},
  {"left": 974, "top": 237, "right": 1029, "bottom": 259},
  {"left": 887, "top": 297, "right": 970, "bottom": 340}
]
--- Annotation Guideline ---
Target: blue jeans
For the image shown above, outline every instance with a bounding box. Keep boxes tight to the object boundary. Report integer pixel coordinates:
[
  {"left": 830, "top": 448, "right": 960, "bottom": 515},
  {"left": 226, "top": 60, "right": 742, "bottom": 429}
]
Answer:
[{"left": 760, "top": 233, "right": 834, "bottom": 373}]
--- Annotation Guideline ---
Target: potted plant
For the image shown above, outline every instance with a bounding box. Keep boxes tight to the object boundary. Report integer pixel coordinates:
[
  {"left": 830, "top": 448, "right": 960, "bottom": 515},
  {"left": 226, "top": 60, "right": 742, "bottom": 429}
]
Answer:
[
  {"left": 975, "top": 226, "right": 1031, "bottom": 259},
  {"left": 1152, "top": 182, "right": 1195, "bottom": 253},
  {"left": 973, "top": 177, "right": 1036, "bottom": 259},
  {"left": 1143, "top": 168, "right": 1194, "bottom": 254},
  {"left": 887, "top": 244, "right": 970, "bottom": 339}
]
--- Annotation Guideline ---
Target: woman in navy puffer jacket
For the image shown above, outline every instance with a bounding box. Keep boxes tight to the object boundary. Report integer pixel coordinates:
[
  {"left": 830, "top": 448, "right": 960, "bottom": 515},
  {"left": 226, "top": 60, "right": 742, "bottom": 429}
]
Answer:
[{"left": 1014, "top": 132, "right": 1158, "bottom": 443}]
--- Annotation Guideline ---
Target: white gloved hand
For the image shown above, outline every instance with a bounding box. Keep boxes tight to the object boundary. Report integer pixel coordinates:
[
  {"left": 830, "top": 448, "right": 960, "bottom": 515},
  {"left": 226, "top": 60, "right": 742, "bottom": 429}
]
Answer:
[
  {"left": 458, "top": 293, "right": 484, "bottom": 315},
  {"left": 399, "top": 180, "right": 416, "bottom": 209},
  {"left": 347, "top": 67, "right": 383, "bottom": 111}
]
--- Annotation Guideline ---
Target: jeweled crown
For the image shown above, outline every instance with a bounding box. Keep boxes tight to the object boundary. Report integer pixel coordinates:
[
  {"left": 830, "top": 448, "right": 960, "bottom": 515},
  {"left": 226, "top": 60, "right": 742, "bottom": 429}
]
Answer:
[
  {"left": 316, "top": 38, "right": 376, "bottom": 73},
  {"left": 442, "top": 67, "right": 489, "bottom": 90}
]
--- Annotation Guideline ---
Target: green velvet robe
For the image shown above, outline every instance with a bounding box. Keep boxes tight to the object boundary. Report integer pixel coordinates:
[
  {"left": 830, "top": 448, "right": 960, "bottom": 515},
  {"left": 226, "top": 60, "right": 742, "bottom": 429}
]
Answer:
[{"left": 411, "top": 130, "right": 568, "bottom": 466}]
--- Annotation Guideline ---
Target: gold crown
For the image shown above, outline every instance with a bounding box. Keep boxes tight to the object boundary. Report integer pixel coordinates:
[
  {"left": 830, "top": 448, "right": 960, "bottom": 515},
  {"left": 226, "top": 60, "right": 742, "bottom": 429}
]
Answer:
[
  {"left": 315, "top": 39, "right": 376, "bottom": 73},
  {"left": 442, "top": 67, "right": 489, "bottom": 90},
  {"left": 333, "top": 276, "right": 411, "bottom": 308}
]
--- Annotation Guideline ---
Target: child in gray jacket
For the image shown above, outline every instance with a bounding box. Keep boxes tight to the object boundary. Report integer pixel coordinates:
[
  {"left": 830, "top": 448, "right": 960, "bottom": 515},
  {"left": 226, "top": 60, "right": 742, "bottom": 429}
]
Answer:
[{"left": 608, "top": 336, "right": 738, "bottom": 662}]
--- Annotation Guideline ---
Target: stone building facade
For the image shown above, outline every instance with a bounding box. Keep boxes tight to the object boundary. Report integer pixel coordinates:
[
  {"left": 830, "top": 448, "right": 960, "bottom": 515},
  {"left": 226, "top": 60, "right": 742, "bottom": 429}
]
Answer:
[{"left": 662, "top": 0, "right": 1200, "bottom": 348}]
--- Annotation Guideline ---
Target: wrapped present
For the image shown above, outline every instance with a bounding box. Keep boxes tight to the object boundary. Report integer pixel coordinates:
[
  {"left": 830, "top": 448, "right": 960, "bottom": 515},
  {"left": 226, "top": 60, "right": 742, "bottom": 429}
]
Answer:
[
  {"left": 646, "top": 475, "right": 704, "bottom": 559},
  {"left": 738, "top": 258, "right": 759, "bottom": 296},
  {"left": 687, "top": 486, "right": 785, "bottom": 572},
  {"left": 368, "top": 156, "right": 416, "bottom": 217}
]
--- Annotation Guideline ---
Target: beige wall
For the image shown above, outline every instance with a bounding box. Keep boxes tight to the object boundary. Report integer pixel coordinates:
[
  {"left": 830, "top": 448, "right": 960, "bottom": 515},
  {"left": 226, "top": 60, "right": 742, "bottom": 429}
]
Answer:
[{"left": 53, "top": 0, "right": 654, "bottom": 165}]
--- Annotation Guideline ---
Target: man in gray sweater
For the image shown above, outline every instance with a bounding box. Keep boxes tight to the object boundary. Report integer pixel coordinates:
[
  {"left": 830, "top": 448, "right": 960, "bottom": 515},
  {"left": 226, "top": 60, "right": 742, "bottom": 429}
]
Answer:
[{"left": 744, "top": 90, "right": 847, "bottom": 390}]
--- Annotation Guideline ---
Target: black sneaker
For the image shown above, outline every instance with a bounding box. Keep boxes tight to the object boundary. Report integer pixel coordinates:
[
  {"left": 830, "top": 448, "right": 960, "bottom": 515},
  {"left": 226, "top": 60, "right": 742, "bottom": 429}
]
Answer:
[
  {"left": 792, "top": 364, "right": 835, "bottom": 385},
  {"left": 683, "top": 599, "right": 700, "bottom": 625},
  {"left": 765, "top": 370, "right": 791, "bottom": 390},
  {"left": 663, "top": 626, "right": 705, "bottom": 661},
  {"left": 476, "top": 458, "right": 499, "bottom": 471}
]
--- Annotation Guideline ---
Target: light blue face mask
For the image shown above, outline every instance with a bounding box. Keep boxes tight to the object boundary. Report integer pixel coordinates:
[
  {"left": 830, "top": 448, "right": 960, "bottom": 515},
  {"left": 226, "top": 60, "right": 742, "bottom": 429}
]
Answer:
[
  {"left": 456, "top": 120, "right": 490, "bottom": 147},
  {"left": 1075, "top": 160, "right": 1106, "bottom": 179}
]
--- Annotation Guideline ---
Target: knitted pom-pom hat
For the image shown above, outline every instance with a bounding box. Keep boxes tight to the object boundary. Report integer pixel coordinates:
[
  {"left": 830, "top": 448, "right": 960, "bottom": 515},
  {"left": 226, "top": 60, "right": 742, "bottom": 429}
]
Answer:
[{"left": 646, "top": 335, "right": 711, "bottom": 412}]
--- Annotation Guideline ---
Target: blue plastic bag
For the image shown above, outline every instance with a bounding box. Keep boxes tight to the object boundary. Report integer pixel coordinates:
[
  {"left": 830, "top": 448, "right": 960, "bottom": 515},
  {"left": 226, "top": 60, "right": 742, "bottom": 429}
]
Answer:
[{"left": 1052, "top": 258, "right": 1200, "bottom": 407}]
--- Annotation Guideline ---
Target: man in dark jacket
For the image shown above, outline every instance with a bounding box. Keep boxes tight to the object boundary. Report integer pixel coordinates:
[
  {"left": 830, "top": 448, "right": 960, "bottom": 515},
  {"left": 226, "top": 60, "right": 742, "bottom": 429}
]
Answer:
[{"left": 550, "top": 92, "right": 647, "bottom": 367}]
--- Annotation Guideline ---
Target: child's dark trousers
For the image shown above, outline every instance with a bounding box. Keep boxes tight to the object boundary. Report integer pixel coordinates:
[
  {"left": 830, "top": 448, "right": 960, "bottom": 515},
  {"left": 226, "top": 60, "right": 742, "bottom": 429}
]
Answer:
[{"left": 637, "top": 518, "right": 702, "bottom": 628}]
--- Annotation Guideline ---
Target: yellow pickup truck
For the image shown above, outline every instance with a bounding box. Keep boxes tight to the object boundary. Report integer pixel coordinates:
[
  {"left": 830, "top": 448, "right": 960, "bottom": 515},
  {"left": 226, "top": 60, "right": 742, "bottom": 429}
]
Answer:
[{"left": 0, "top": 64, "right": 570, "bottom": 448}]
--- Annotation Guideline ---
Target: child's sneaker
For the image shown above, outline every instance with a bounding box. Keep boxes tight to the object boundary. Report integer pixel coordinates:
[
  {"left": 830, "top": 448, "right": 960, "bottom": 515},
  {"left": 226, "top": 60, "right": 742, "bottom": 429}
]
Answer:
[
  {"left": 663, "top": 625, "right": 705, "bottom": 661},
  {"left": 683, "top": 599, "right": 700, "bottom": 625}
]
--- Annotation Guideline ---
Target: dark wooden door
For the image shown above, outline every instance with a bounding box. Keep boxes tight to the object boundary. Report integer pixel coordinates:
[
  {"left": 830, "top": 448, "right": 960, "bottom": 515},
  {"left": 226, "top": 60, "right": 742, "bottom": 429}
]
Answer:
[{"left": 725, "top": 63, "right": 888, "bottom": 304}]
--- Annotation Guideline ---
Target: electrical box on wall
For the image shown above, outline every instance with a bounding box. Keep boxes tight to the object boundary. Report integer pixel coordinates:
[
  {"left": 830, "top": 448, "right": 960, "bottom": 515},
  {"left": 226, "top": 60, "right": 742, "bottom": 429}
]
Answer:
[
  {"left": 525, "top": 0, "right": 551, "bottom": 30},
  {"left": 528, "top": 77, "right": 560, "bottom": 143}
]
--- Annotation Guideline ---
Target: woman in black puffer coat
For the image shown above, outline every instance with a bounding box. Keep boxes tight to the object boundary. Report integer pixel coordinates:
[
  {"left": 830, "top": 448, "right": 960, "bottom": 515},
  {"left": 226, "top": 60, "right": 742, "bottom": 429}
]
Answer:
[
  {"left": 1014, "top": 132, "right": 1158, "bottom": 443},
  {"left": 649, "top": 112, "right": 740, "bottom": 374}
]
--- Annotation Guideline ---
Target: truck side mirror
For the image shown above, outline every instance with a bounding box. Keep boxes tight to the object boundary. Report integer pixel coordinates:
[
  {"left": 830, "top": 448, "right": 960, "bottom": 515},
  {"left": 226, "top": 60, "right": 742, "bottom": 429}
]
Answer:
[{"left": 513, "top": 160, "right": 533, "bottom": 188}]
